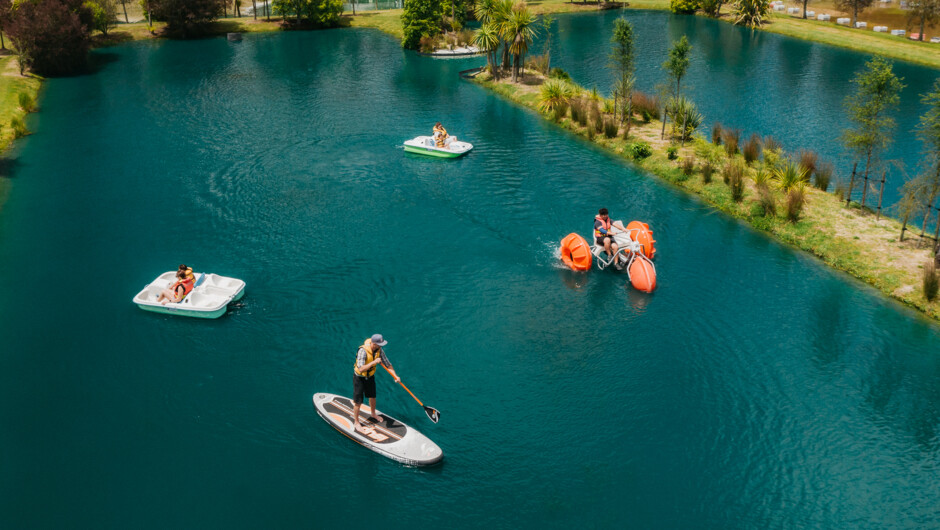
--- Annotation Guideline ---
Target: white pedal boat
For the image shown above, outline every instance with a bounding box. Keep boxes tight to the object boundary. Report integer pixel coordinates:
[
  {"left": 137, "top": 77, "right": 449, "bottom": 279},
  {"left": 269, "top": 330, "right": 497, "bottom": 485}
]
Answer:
[
  {"left": 403, "top": 135, "right": 473, "bottom": 158},
  {"left": 133, "top": 271, "right": 246, "bottom": 319}
]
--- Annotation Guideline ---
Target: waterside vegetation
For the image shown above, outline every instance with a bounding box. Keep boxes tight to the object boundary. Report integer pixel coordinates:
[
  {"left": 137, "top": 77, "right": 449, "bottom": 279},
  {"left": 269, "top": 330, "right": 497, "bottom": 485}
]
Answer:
[{"left": 469, "top": 26, "right": 940, "bottom": 320}]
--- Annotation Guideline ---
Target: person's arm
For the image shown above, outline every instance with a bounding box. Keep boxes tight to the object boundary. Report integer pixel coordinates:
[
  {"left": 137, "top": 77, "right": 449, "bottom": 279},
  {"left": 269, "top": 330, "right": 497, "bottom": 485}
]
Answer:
[
  {"left": 594, "top": 220, "right": 609, "bottom": 236},
  {"left": 379, "top": 351, "right": 399, "bottom": 382}
]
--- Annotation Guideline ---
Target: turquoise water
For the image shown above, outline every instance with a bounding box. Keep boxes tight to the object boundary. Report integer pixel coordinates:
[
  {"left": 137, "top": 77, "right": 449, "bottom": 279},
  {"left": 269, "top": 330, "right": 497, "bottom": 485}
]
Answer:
[
  {"left": 546, "top": 10, "right": 940, "bottom": 207},
  {"left": 2, "top": 27, "right": 940, "bottom": 528}
]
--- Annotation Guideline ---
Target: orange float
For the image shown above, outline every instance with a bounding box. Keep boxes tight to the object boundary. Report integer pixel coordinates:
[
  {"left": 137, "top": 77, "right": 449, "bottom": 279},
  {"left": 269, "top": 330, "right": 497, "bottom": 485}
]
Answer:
[
  {"left": 628, "top": 256, "right": 657, "bottom": 293},
  {"left": 560, "top": 233, "right": 592, "bottom": 271},
  {"left": 626, "top": 221, "right": 656, "bottom": 259}
]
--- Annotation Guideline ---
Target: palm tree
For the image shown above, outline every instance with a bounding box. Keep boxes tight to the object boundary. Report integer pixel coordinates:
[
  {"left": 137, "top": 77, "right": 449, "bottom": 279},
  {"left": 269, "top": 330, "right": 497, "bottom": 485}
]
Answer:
[
  {"left": 506, "top": 3, "right": 537, "bottom": 82},
  {"left": 473, "top": 23, "right": 501, "bottom": 77},
  {"left": 495, "top": 0, "right": 515, "bottom": 70}
]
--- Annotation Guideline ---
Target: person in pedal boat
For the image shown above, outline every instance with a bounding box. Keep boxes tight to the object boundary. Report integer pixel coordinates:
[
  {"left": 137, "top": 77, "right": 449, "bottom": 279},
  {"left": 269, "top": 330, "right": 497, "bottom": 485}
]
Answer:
[
  {"left": 353, "top": 333, "right": 400, "bottom": 434},
  {"left": 594, "top": 208, "right": 621, "bottom": 268},
  {"left": 433, "top": 122, "right": 448, "bottom": 148},
  {"left": 157, "top": 265, "right": 195, "bottom": 305}
]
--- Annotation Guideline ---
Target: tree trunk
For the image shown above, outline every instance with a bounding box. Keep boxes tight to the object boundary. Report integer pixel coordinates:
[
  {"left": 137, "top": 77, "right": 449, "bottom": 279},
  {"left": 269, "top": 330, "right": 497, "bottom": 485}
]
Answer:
[
  {"left": 901, "top": 219, "right": 907, "bottom": 241},
  {"left": 502, "top": 43, "right": 510, "bottom": 69},
  {"left": 920, "top": 17, "right": 925, "bottom": 41},
  {"left": 353, "top": 0, "right": 356, "bottom": 15},
  {"left": 147, "top": 0, "right": 152, "bottom": 27},
  {"left": 252, "top": 0, "right": 257, "bottom": 19},
  {"left": 876, "top": 170, "right": 886, "bottom": 220},
  {"left": 267, "top": 0, "right": 271, "bottom": 21},
  {"left": 933, "top": 204, "right": 940, "bottom": 250},
  {"left": 1, "top": 31, "right": 5, "bottom": 51},
  {"left": 512, "top": 56, "right": 519, "bottom": 82},
  {"left": 853, "top": 4, "right": 858, "bottom": 26},
  {"left": 802, "top": 0, "right": 807, "bottom": 18},
  {"left": 861, "top": 150, "right": 872, "bottom": 208},
  {"left": 122, "top": 1, "right": 129, "bottom": 23},
  {"left": 625, "top": 100, "right": 632, "bottom": 138},
  {"left": 846, "top": 162, "right": 857, "bottom": 206}
]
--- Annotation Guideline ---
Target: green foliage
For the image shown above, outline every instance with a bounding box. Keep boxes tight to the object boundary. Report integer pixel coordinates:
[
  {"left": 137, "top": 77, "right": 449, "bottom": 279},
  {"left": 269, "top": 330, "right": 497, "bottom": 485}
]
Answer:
[
  {"left": 604, "top": 117, "right": 618, "bottom": 138},
  {"left": 662, "top": 36, "right": 692, "bottom": 101},
  {"left": 610, "top": 18, "right": 635, "bottom": 127},
  {"left": 552, "top": 101, "right": 569, "bottom": 122},
  {"left": 666, "top": 146, "right": 678, "bottom": 160},
  {"left": 506, "top": 3, "right": 538, "bottom": 82},
  {"left": 570, "top": 99, "right": 588, "bottom": 127},
  {"left": 722, "top": 127, "right": 740, "bottom": 155},
  {"left": 700, "top": 0, "right": 725, "bottom": 16},
  {"left": 591, "top": 105, "right": 604, "bottom": 134},
  {"left": 681, "top": 156, "right": 695, "bottom": 176},
  {"left": 402, "top": 0, "right": 442, "bottom": 49},
  {"left": 17, "top": 91, "right": 35, "bottom": 113},
  {"left": 774, "top": 159, "right": 809, "bottom": 191},
  {"left": 10, "top": 116, "right": 27, "bottom": 138},
  {"left": 842, "top": 56, "right": 905, "bottom": 176},
  {"left": 701, "top": 160, "right": 714, "bottom": 183},
  {"left": 274, "top": 0, "right": 343, "bottom": 27},
  {"left": 723, "top": 159, "right": 745, "bottom": 201},
  {"left": 83, "top": 0, "right": 116, "bottom": 35},
  {"left": 814, "top": 161, "right": 833, "bottom": 191},
  {"left": 670, "top": 0, "right": 700, "bottom": 13},
  {"left": 630, "top": 142, "right": 652, "bottom": 160},
  {"left": 670, "top": 96, "right": 703, "bottom": 141},
  {"left": 743, "top": 133, "right": 762, "bottom": 164},
  {"left": 148, "top": 0, "right": 225, "bottom": 37},
  {"left": 549, "top": 67, "right": 571, "bottom": 81},
  {"left": 473, "top": 23, "right": 500, "bottom": 74},
  {"left": 786, "top": 183, "right": 807, "bottom": 221},
  {"left": 711, "top": 122, "right": 723, "bottom": 145},
  {"left": 732, "top": 0, "right": 770, "bottom": 27},
  {"left": 925, "top": 260, "right": 939, "bottom": 301},
  {"left": 537, "top": 78, "right": 575, "bottom": 113}
]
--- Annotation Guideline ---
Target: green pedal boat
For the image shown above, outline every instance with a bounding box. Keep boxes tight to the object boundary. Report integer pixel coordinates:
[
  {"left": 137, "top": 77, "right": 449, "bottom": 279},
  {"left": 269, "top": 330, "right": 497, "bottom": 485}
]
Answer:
[{"left": 403, "top": 135, "right": 473, "bottom": 158}]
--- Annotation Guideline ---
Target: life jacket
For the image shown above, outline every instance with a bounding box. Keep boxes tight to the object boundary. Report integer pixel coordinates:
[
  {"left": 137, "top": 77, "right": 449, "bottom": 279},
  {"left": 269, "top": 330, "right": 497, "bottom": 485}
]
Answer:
[
  {"left": 354, "top": 339, "right": 381, "bottom": 377},
  {"left": 171, "top": 276, "right": 195, "bottom": 300},
  {"left": 433, "top": 126, "right": 448, "bottom": 147},
  {"left": 594, "top": 215, "right": 612, "bottom": 240}
]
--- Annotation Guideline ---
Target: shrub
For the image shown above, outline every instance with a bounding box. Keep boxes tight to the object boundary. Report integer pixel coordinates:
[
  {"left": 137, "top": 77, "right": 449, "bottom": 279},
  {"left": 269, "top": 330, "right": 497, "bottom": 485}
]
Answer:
[
  {"left": 529, "top": 53, "right": 550, "bottom": 74},
  {"left": 552, "top": 101, "right": 569, "bottom": 122},
  {"left": 786, "top": 183, "right": 806, "bottom": 221},
  {"left": 814, "top": 161, "right": 833, "bottom": 191},
  {"left": 631, "top": 91, "right": 659, "bottom": 123},
  {"left": 925, "top": 260, "right": 939, "bottom": 301},
  {"left": 797, "top": 149, "right": 818, "bottom": 179},
  {"left": 670, "top": 0, "right": 700, "bottom": 14},
  {"left": 670, "top": 97, "right": 703, "bottom": 141},
  {"left": 774, "top": 160, "right": 809, "bottom": 192},
  {"left": 711, "top": 122, "right": 723, "bottom": 145},
  {"left": 722, "top": 128, "right": 740, "bottom": 156},
  {"left": 631, "top": 142, "right": 652, "bottom": 160},
  {"left": 151, "top": 0, "right": 227, "bottom": 37},
  {"left": 732, "top": 0, "right": 770, "bottom": 27},
  {"left": 758, "top": 185, "right": 776, "bottom": 216},
  {"left": 84, "top": 0, "right": 116, "bottom": 36},
  {"left": 682, "top": 157, "right": 695, "bottom": 176},
  {"left": 11, "top": 117, "right": 27, "bottom": 138},
  {"left": 538, "top": 79, "right": 575, "bottom": 113},
  {"left": 762, "top": 135, "right": 781, "bottom": 152},
  {"left": 458, "top": 29, "right": 475, "bottom": 46},
  {"left": 701, "top": 160, "right": 715, "bottom": 183},
  {"left": 666, "top": 146, "right": 678, "bottom": 160},
  {"left": 604, "top": 117, "right": 618, "bottom": 138},
  {"left": 602, "top": 99, "right": 615, "bottom": 115},
  {"left": 418, "top": 34, "right": 438, "bottom": 53},
  {"left": 401, "top": 0, "right": 442, "bottom": 49},
  {"left": 570, "top": 99, "right": 588, "bottom": 127},
  {"left": 549, "top": 67, "right": 571, "bottom": 81},
  {"left": 742, "top": 133, "right": 762, "bottom": 165},
  {"left": 763, "top": 148, "right": 782, "bottom": 173},
  {"left": 8, "top": 0, "right": 92, "bottom": 76},
  {"left": 591, "top": 105, "right": 604, "bottom": 134},
  {"left": 18, "top": 92, "right": 35, "bottom": 113},
  {"left": 701, "top": 0, "right": 724, "bottom": 16}
]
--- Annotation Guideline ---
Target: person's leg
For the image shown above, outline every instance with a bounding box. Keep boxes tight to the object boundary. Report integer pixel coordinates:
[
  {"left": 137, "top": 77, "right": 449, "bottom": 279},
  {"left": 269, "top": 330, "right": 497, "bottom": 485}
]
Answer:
[
  {"left": 369, "top": 397, "right": 384, "bottom": 423},
  {"left": 604, "top": 236, "right": 613, "bottom": 257},
  {"left": 353, "top": 375, "right": 368, "bottom": 433},
  {"left": 367, "top": 377, "right": 383, "bottom": 422}
]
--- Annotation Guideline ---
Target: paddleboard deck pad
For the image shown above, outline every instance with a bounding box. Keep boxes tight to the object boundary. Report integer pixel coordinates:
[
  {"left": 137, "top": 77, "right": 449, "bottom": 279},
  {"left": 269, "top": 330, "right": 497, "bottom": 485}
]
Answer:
[{"left": 313, "top": 393, "right": 443, "bottom": 466}]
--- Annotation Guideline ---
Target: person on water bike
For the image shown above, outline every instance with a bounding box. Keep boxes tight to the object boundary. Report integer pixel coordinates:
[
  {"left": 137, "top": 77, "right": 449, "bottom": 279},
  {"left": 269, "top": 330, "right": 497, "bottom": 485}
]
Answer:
[
  {"left": 594, "top": 208, "right": 622, "bottom": 268},
  {"left": 157, "top": 265, "right": 195, "bottom": 305},
  {"left": 433, "top": 122, "right": 448, "bottom": 148},
  {"left": 353, "top": 333, "right": 400, "bottom": 434}
]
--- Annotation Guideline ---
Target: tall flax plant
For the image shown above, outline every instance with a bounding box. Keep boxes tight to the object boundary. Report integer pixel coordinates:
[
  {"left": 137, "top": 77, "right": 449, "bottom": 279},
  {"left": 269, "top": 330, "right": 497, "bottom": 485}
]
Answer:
[
  {"left": 660, "top": 36, "right": 692, "bottom": 140},
  {"left": 842, "top": 56, "right": 905, "bottom": 208},
  {"left": 609, "top": 18, "right": 636, "bottom": 136},
  {"left": 538, "top": 79, "right": 575, "bottom": 114},
  {"left": 473, "top": 23, "right": 501, "bottom": 77},
  {"left": 774, "top": 160, "right": 809, "bottom": 191}
]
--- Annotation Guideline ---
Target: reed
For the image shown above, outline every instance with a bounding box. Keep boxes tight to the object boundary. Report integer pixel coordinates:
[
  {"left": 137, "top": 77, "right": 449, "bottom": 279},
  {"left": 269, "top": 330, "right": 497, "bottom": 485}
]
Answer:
[
  {"left": 603, "top": 117, "right": 618, "bottom": 138},
  {"left": 763, "top": 135, "right": 781, "bottom": 152},
  {"left": 18, "top": 92, "right": 35, "bottom": 113},
  {"left": 701, "top": 160, "right": 714, "bottom": 184},
  {"left": 681, "top": 157, "right": 695, "bottom": 177},
  {"left": 711, "top": 122, "right": 723, "bottom": 145},
  {"left": 631, "top": 91, "right": 660, "bottom": 123},
  {"left": 925, "top": 260, "right": 939, "bottom": 302},
  {"left": 591, "top": 105, "right": 604, "bottom": 134},
  {"left": 724, "top": 160, "right": 745, "bottom": 202},
  {"left": 11, "top": 117, "right": 27, "bottom": 139},
  {"left": 786, "top": 183, "right": 807, "bottom": 222},
  {"left": 722, "top": 128, "right": 740, "bottom": 156},
  {"left": 570, "top": 99, "right": 588, "bottom": 127},
  {"left": 814, "top": 161, "right": 833, "bottom": 192},
  {"left": 798, "top": 150, "right": 818, "bottom": 179},
  {"left": 742, "top": 133, "right": 762, "bottom": 165},
  {"left": 553, "top": 101, "right": 569, "bottom": 122}
]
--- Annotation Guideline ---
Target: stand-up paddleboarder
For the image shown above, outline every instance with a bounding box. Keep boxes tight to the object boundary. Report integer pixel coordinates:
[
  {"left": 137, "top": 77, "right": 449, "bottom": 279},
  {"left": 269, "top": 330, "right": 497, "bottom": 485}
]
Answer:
[{"left": 353, "top": 334, "right": 400, "bottom": 434}]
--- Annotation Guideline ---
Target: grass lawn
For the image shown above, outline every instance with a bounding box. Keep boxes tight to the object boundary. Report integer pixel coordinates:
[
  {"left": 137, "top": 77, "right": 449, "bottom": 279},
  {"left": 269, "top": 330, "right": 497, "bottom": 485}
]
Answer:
[{"left": 0, "top": 55, "right": 42, "bottom": 210}]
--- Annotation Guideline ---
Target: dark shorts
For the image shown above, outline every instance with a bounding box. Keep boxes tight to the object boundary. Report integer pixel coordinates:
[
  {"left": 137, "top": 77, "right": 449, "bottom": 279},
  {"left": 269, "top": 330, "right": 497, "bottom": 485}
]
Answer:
[
  {"left": 596, "top": 235, "right": 612, "bottom": 246},
  {"left": 353, "top": 375, "right": 376, "bottom": 404}
]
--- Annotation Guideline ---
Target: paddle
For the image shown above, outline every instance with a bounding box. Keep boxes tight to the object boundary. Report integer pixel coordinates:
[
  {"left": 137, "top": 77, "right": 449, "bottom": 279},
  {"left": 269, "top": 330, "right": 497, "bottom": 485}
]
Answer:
[{"left": 381, "top": 363, "right": 440, "bottom": 423}]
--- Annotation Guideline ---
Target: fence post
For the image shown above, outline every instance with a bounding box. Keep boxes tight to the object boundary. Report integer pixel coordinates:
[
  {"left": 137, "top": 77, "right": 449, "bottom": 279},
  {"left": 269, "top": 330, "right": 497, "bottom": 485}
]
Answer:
[
  {"left": 845, "top": 162, "right": 857, "bottom": 207},
  {"left": 861, "top": 169, "right": 870, "bottom": 209},
  {"left": 876, "top": 169, "right": 886, "bottom": 220}
]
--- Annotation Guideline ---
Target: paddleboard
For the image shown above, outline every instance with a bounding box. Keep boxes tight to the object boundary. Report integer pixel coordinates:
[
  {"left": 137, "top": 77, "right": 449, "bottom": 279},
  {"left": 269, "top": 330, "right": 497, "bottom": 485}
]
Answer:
[{"left": 313, "top": 393, "right": 443, "bottom": 466}]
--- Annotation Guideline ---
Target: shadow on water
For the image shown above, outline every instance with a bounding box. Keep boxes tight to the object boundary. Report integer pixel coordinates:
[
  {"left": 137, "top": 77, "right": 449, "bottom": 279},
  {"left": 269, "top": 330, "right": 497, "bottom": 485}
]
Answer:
[
  {"left": 0, "top": 157, "right": 22, "bottom": 180},
  {"left": 87, "top": 51, "right": 121, "bottom": 74}
]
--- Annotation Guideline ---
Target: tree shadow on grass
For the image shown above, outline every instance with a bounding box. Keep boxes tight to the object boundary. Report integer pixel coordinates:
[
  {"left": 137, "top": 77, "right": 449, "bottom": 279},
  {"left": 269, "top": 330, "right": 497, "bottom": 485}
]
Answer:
[{"left": 91, "top": 32, "right": 136, "bottom": 48}]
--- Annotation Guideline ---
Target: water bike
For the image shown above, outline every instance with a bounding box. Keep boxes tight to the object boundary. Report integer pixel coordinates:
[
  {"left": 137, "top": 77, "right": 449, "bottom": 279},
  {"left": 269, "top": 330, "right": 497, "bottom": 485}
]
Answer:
[
  {"left": 133, "top": 271, "right": 246, "bottom": 319},
  {"left": 403, "top": 135, "right": 473, "bottom": 158},
  {"left": 559, "top": 220, "right": 658, "bottom": 293}
]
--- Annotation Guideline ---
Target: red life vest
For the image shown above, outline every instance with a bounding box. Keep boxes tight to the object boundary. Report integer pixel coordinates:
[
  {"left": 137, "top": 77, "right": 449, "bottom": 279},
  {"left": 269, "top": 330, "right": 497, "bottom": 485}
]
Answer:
[
  {"left": 594, "top": 215, "right": 611, "bottom": 239},
  {"left": 171, "top": 277, "right": 195, "bottom": 300}
]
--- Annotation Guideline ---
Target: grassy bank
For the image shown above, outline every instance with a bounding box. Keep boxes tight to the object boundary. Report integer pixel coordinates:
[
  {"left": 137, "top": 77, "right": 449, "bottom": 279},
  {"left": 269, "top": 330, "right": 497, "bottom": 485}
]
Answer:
[
  {"left": 0, "top": 55, "right": 42, "bottom": 210},
  {"left": 472, "top": 69, "right": 940, "bottom": 321}
]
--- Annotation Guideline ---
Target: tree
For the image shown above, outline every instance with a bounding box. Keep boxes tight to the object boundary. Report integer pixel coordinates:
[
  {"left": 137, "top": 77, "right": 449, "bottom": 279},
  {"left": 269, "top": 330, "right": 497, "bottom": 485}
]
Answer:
[
  {"left": 732, "top": 0, "right": 769, "bottom": 26},
  {"left": 907, "top": 0, "right": 940, "bottom": 41},
  {"left": 700, "top": 0, "right": 727, "bottom": 17},
  {"left": 506, "top": 2, "right": 536, "bottom": 82},
  {"left": 915, "top": 80, "right": 940, "bottom": 241},
  {"left": 84, "top": 0, "right": 117, "bottom": 35},
  {"left": 540, "top": 14, "right": 553, "bottom": 72},
  {"left": 473, "top": 23, "right": 500, "bottom": 77},
  {"left": 0, "top": 0, "right": 12, "bottom": 50},
  {"left": 148, "top": 0, "right": 225, "bottom": 37},
  {"left": 841, "top": 56, "right": 904, "bottom": 208},
  {"left": 273, "top": 0, "right": 342, "bottom": 27},
  {"left": 834, "top": 0, "right": 873, "bottom": 26},
  {"left": 401, "top": 0, "right": 442, "bottom": 49},
  {"left": 660, "top": 35, "right": 691, "bottom": 140},
  {"left": 609, "top": 17, "right": 635, "bottom": 135},
  {"left": 8, "top": 0, "right": 92, "bottom": 76},
  {"left": 117, "top": 0, "right": 129, "bottom": 22}
]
